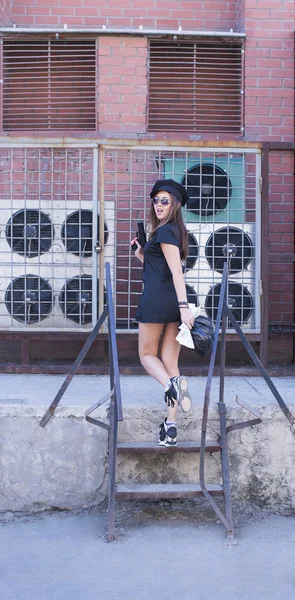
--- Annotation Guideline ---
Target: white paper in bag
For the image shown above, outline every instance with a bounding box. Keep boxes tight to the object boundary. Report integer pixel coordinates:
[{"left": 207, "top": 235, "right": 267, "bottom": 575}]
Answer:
[{"left": 175, "top": 303, "right": 201, "bottom": 349}]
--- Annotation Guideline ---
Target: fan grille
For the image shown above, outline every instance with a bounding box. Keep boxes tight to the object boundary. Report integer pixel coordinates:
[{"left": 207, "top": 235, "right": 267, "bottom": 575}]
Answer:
[
  {"left": 205, "top": 227, "right": 254, "bottom": 274},
  {"left": 5, "top": 274, "right": 53, "bottom": 323},
  {"left": 59, "top": 274, "right": 104, "bottom": 324},
  {"left": 185, "top": 232, "right": 199, "bottom": 271},
  {"left": 205, "top": 281, "right": 253, "bottom": 326},
  {"left": 182, "top": 163, "right": 232, "bottom": 216},
  {"left": 61, "top": 210, "right": 109, "bottom": 257},
  {"left": 186, "top": 284, "right": 199, "bottom": 307},
  {"left": 5, "top": 209, "right": 54, "bottom": 257}
]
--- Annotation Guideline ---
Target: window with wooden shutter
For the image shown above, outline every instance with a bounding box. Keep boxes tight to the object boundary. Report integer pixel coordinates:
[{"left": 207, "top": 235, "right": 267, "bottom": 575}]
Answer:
[
  {"left": 2, "top": 39, "right": 96, "bottom": 131},
  {"left": 148, "top": 40, "right": 243, "bottom": 135}
]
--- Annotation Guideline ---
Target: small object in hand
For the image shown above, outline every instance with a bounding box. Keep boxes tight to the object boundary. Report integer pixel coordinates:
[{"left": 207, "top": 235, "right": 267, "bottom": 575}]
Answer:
[
  {"left": 191, "top": 315, "right": 215, "bottom": 357},
  {"left": 131, "top": 221, "right": 147, "bottom": 251}
]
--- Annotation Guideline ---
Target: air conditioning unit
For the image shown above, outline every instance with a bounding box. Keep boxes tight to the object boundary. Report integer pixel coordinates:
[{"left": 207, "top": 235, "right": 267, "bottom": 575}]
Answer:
[
  {"left": 163, "top": 154, "right": 260, "bottom": 333},
  {"left": 0, "top": 203, "right": 110, "bottom": 329},
  {"left": 185, "top": 223, "right": 257, "bottom": 331},
  {"left": 164, "top": 155, "right": 244, "bottom": 224}
]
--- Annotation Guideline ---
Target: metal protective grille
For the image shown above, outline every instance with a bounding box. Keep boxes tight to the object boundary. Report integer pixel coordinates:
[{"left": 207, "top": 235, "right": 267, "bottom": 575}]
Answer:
[
  {"left": 103, "top": 146, "right": 261, "bottom": 333},
  {"left": 148, "top": 40, "right": 243, "bottom": 134},
  {"left": 0, "top": 146, "right": 108, "bottom": 330},
  {"left": 2, "top": 39, "right": 96, "bottom": 131},
  {"left": 0, "top": 145, "right": 260, "bottom": 333}
]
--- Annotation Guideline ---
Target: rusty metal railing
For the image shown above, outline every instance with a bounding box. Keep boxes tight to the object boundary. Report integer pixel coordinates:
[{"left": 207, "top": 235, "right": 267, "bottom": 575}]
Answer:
[
  {"left": 39, "top": 261, "right": 123, "bottom": 540},
  {"left": 199, "top": 261, "right": 294, "bottom": 541}
]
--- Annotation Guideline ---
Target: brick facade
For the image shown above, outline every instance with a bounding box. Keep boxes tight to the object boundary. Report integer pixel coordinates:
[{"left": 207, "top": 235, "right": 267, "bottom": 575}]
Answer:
[
  {"left": 0, "top": 0, "right": 12, "bottom": 26},
  {"left": 244, "top": 0, "right": 294, "bottom": 142},
  {"left": 11, "top": 1, "right": 237, "bottom": 31},
  {"left": 242, "top": 0, "right": 294, "bottom": 361},
  {"left": 98, "top": 36, "right": 147, "bottom": 134},
  {"left": 0, "top": 0, "right": 294, "bottom": 365}
]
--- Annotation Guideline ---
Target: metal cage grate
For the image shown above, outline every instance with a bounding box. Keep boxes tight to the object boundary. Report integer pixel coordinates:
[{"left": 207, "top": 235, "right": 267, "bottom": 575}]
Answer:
[
  {"left": 0, "top": 145, "right": 104, "bottom": 330},
  {"left": 0, "top": 144, "right": 261, "bottom": 334},
  {"left": 103, "top": 146, "right": 261, "bottom": 334}
]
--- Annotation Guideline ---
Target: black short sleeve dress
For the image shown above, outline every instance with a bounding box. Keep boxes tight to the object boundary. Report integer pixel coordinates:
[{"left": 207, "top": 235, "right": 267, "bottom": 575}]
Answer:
[{"left": 136, "top": 222, "right": 181, "bottom": 324}]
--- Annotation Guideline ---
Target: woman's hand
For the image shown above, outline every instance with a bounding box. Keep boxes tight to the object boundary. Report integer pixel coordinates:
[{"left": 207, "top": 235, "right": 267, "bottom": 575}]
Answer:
[
  {"left": 179, "top": 306, "right": 195, "bottom": 330},
  {"left": 130, "top": 238, "right": 144, "bottom": 263}
]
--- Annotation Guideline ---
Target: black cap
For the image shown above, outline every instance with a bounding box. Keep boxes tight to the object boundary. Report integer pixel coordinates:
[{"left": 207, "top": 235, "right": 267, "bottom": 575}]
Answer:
[{"left": 150, "top": 179, "right": 189, "bottom": 207}]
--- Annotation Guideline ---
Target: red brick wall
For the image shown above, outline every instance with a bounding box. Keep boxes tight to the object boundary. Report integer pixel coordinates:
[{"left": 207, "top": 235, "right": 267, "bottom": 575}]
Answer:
[
  {"left": 98, "top": 37, "right": 147, "bottom": 135},
  {"left": 236, "top": 0, "right": 245, "bottom": 32},
  {"left": 3, "top": 0, "right": 295, "bottom": 365},
  {"left": 244, "top": 0, "right": 294, "bottom": 142},
  {"left": 11, "top": 0, "right": 237, "bottom": 30},
  {"left": 0, "top": 0, "right": 12, "bottom": 25},
  {"left": 241, "top": 0, "right": 295, "bottom": 363},
  {"left": 268, "top": 152, "right": 294, "bottom": 324}
]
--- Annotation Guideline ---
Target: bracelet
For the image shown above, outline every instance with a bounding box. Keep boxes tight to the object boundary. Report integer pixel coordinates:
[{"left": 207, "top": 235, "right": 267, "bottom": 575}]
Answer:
[{"left": 178, "top": 301, "right": 189, "bottom": 307}]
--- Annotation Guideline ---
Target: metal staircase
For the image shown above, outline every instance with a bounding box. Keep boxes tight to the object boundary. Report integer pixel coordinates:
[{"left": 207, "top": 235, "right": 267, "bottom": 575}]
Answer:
[
  {"left": 116, "top": 440, "right": 223, "bottom": 500},
  {"left": 102, "top": 261, "right": 293, "bottom": 542},
  {"left": 40, "top": 261, "right": 294, "bottom": 543}
]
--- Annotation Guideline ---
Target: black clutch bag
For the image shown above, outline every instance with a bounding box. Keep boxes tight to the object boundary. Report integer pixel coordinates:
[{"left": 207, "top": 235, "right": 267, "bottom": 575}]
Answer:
[{"left": 191, "top": 315, "right": 215, "bottom": 357}]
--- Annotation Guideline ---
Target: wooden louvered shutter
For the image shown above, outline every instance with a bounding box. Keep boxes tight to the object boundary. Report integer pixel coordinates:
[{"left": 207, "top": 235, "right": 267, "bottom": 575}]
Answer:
[
  {"left": 2, "top": 39, "right": 96, "bottom": 131},
  {"left": 148, "top": 40, "right": 243, "bottom": 134}
]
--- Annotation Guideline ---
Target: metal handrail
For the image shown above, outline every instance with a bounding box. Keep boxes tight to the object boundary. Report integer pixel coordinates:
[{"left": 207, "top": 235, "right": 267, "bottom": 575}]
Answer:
[
  {"left": 199, "top": 261, "right": 294, "bottom": 540},
  {"left": 199, "top": 263, "right": 232, "bottom": 532},
  {"left": 40, "top": 261, "right": 123, "bottom": 427},
  {"left": 39, "top": 261, "right": 122, "bottom": 541}
]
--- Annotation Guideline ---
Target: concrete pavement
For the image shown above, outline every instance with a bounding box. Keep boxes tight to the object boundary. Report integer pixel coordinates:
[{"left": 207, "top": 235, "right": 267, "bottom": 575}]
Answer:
[
  {"left": 1, "top": 373, "right": 295, "bottom": 600},
  {"left": 0, "top": 503, "right": 294, "bottom": 600}
]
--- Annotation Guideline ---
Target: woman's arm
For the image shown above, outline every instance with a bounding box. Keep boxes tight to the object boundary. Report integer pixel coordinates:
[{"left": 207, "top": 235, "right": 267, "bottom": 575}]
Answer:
[{"left": 161, "top": 243, "right": 194, "bottom": 329}]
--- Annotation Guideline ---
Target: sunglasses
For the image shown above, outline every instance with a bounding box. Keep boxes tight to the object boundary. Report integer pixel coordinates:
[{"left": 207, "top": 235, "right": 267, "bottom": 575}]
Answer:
[{"left": 152, "top": 196, "right": 171, "bottom": 206}]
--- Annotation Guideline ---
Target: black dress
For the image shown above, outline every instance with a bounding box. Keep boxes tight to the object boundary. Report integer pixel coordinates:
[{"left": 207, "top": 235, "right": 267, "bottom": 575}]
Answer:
[{"left": 136, "top": 222, "right": 181, "bottom": 324}]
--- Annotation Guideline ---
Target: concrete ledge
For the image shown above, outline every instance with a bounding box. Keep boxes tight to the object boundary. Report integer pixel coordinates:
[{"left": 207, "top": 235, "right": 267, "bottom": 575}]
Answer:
[{"left": 0, "top": 375, "right": 295, "bottom": 512}]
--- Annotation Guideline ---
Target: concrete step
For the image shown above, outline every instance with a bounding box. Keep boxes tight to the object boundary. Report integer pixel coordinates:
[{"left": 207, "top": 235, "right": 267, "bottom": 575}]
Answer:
[
  {"left": 117, "top": 441, "right": 220, "bottom": 454},
  {"left": 116, "top": 483, "right": 224, "bottom": 499},
  {"left": 1, "top": 374, "right": 294, "bottom": 512}
]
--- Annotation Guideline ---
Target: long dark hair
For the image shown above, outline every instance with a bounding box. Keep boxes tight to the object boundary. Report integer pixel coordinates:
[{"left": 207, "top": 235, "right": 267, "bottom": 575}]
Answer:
[{"left": 148, "top": 192, "right": 188, "bottom": 260}]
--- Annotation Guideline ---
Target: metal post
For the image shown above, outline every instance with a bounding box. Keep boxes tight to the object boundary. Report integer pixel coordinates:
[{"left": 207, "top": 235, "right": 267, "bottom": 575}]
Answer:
[
  {"left": 107, "top": 313, "right": 117, "bottom": 541},
  {"left": 199, "top": 263, "right": 233, "bottom": 533},
  {"left": 99, "top": 146, "right": 107, "bottom": 332},
  {"left": 260, "top": 147, "right": 269, "bottom": 367},
  {"left": 92, "top": 146, "right": 99, "bottom": 326},
  {"left": 107, "top": 394, "right": 118, "bottom": 542},
  {"left": 218, "top": 304, "right": 234, "bottom": 538}
]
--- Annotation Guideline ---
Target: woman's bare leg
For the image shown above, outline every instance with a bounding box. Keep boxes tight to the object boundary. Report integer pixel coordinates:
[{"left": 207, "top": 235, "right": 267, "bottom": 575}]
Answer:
[
  {"left": 138, "top": 322, "right": 171, "bottom": 387},
  {"left": 160, "top": 322, "right": 181, "bottom": 421}
]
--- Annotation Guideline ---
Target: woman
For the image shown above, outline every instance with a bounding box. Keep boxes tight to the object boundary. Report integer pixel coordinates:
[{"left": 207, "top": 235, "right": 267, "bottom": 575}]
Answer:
[{"left": 131, "top": 179, "right": 195, "bottom": 447}]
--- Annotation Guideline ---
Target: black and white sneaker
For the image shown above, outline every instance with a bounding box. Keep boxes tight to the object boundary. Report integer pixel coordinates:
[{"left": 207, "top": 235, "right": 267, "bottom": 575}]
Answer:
[
  {"left": 158, "top": 418, "right": 177, "bottom": 447},
  {"left": 164, "top": 376, "right": 192, "bottom": 413}
]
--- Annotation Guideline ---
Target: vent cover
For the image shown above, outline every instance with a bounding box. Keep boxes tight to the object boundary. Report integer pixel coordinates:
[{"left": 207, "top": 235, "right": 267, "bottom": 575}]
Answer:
[
  {"left": 59, "top": 275, "right": 101, "bottom": 325},
  {"left": 184, "top": 164, "right": 232, "bottom": 216},
  {"left": 5, "top": 275, "right": 53, "bottom": 324},
  {"left": 149, "top": 40, "right": 243, "bottom": 133},
  {"left": 205, "top": 281, "right": 254, "bottom": 327},
  {"left": 61, "top": 210, "right": 108, "bottom": 257},
  {"left": 205, "top": 227, "right": 254, "bottom": 274},
  {"left": 6, "top": 209, "right": 54, "bottom": 258},
  {"left": 3, "top": 39, "right": 96, "bottom": 131},
  {"left": 186, "top": 232, "right": 199, "bottom": 271},
  {"left": 186, "top": 283, "right": 199, "bottom": 307}
]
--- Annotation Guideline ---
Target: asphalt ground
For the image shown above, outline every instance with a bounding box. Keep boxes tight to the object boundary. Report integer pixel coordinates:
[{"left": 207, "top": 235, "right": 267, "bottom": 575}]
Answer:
[
  {"left": 1, "top": 374, "right": 295, "bottom": 600},
  {"left": 0, "top": 501, "right": 294, "bottom": 600}
]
